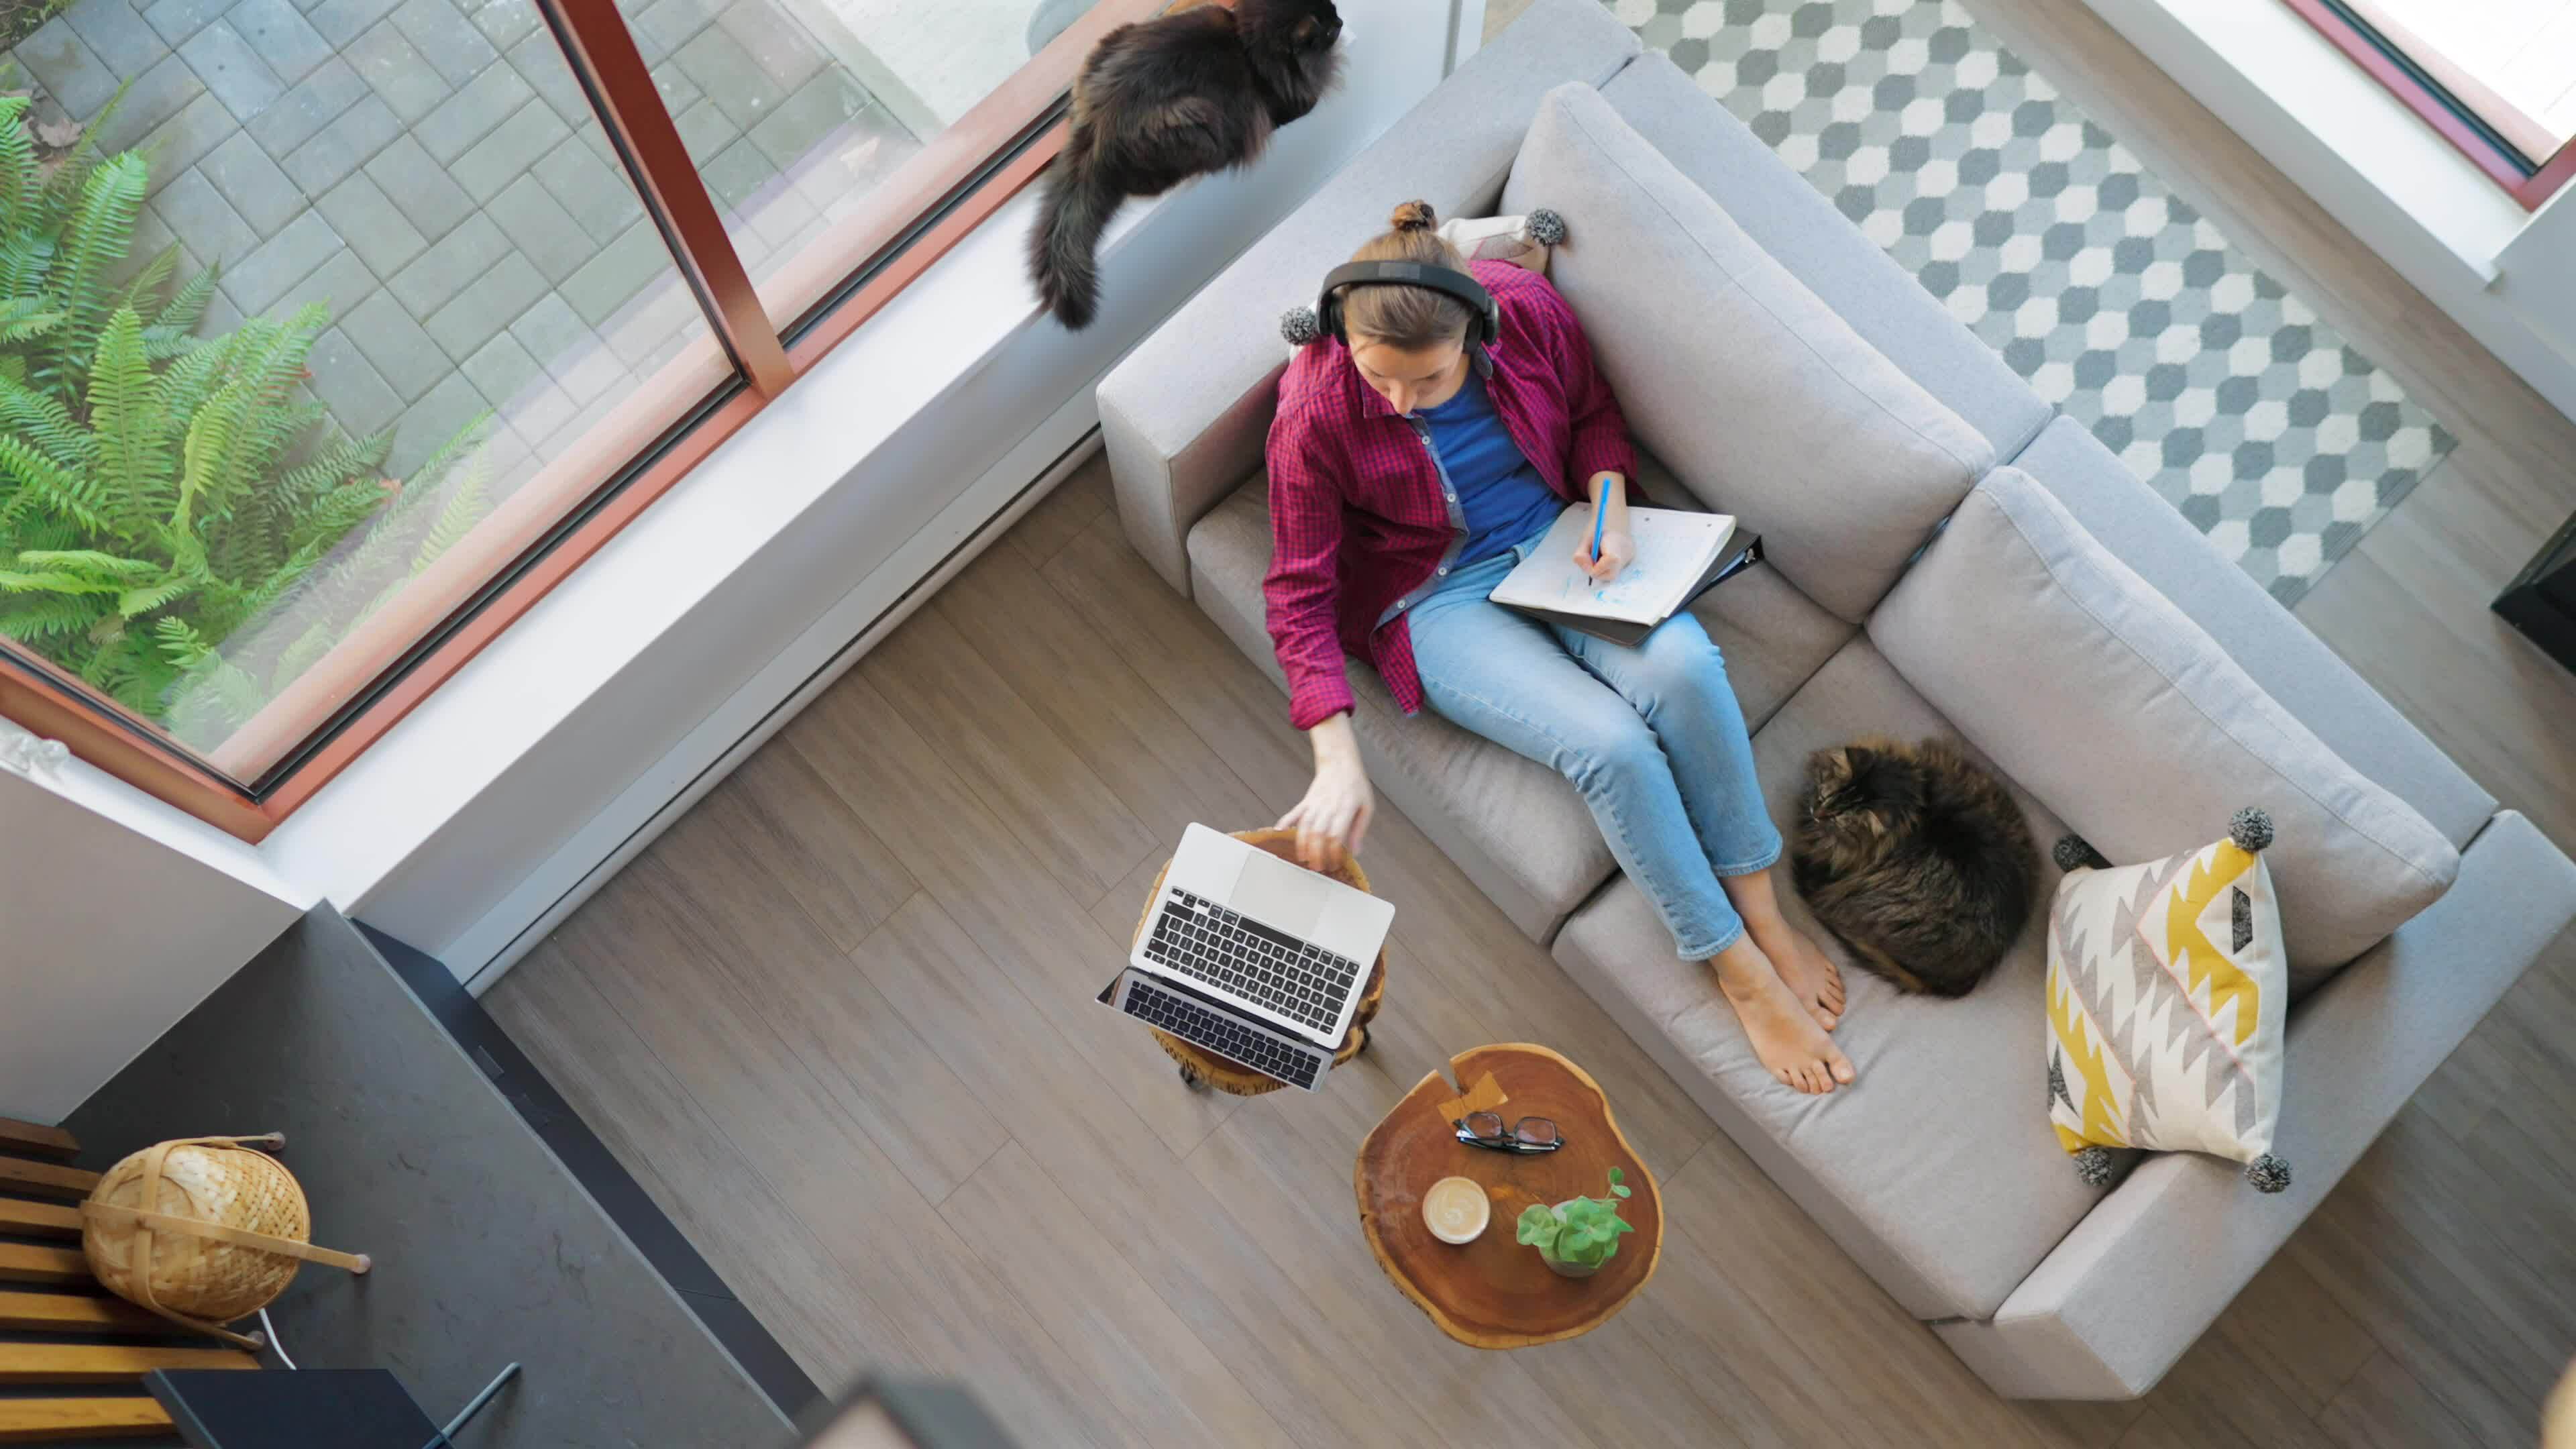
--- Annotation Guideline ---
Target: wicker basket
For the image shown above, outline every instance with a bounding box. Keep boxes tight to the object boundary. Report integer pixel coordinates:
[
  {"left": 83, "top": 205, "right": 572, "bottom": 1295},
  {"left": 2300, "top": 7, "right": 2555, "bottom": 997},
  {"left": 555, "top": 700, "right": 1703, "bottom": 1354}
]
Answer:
[{"left": 82, "top": 1135, "right": 370, "bottom": 1348}]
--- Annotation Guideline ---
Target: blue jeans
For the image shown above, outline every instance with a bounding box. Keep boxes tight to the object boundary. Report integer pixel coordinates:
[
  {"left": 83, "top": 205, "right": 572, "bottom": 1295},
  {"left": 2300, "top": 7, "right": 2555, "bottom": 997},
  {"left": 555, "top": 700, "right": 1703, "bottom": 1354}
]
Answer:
[{"left": 1407, "top": 534, "right": 1781, "bottom": 959}]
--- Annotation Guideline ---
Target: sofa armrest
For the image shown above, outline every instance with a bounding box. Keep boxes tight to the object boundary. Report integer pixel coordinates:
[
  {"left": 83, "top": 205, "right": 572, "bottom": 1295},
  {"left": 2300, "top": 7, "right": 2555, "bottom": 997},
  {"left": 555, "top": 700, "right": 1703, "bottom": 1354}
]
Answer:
[
  {"left": 1095, "top": 0, "right": 1641, "bottom": 593},
  {"left": 1935, "top": 810, "right": 2576, "bottom": 1398}
]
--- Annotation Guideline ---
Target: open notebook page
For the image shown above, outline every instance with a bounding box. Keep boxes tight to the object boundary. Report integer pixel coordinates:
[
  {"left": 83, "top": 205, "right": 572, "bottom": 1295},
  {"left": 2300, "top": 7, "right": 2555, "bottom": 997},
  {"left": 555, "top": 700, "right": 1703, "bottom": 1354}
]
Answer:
[{"left": 1488, "top": 506, "right": 1735, "bottom": 625}]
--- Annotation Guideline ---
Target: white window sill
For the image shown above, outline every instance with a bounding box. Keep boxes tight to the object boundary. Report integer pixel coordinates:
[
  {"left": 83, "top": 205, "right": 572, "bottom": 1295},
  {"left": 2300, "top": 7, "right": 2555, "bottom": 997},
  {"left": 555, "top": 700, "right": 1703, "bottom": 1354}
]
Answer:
[{"left": 2088, "top": 0, "right": 2526, "bottom": 281}]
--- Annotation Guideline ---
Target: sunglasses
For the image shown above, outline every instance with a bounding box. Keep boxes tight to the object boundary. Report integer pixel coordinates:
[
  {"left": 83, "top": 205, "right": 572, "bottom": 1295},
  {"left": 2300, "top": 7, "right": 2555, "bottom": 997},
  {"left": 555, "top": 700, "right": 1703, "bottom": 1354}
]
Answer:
[{"left": 1452, "top": 1112, "right": 1563, "bottom": 1154}]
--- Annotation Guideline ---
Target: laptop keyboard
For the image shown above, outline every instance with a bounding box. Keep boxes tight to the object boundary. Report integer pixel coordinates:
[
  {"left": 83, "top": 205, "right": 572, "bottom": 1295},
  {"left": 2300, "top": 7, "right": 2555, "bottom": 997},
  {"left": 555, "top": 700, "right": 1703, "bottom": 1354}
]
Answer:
[
  {"left": 1118, "top": 975, "right": 1324, "bottom": 1091},
  {"left": 1141, "top": 889, "right": 1362, "bottom": 1038}
]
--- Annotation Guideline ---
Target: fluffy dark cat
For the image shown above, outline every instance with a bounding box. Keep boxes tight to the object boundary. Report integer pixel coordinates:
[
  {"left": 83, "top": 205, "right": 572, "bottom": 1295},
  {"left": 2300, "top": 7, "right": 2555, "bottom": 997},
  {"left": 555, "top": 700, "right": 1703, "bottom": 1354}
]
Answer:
[
  {"left": 1790, "top": 737, "right": 2040, "bottom": 999},
  {"left": 1028, "top": 0, "right": 1344, "bottom": 329}
]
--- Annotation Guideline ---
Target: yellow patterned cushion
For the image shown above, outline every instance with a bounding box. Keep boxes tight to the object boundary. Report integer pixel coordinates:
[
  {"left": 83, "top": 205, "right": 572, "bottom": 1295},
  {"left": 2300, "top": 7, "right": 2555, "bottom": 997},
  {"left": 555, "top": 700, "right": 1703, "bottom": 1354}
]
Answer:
[{"left": 2045, "top": 812, "right": 2294, "bottom": 1193}]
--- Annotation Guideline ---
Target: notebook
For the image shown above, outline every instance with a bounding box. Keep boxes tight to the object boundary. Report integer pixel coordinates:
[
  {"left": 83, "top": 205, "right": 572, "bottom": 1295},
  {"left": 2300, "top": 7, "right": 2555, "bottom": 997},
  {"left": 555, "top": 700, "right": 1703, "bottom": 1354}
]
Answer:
[{"left": 1489, "top": 505, "right": 1765, "bottom": 647}]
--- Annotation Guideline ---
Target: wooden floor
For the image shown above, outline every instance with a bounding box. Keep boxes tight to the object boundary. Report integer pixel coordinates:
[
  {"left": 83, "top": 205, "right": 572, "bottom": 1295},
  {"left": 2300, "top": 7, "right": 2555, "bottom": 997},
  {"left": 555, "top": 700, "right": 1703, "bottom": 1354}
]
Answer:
[{"left": 486, "top": 3, "right": 2576, "bottom": 1445}]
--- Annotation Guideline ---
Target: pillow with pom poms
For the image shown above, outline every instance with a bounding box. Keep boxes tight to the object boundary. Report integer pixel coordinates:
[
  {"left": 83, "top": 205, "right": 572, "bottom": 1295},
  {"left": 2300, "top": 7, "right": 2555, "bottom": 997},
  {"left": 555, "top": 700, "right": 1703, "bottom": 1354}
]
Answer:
[
  {"left": 1281, "top": 209, "right": 1567, "bottom": 347},
  {"left": 1438, "top": 207, "right": 1564, "bottom": 274},
  {"left": 2045, "top": 808, "right": 2294, "bottom": 1196}
]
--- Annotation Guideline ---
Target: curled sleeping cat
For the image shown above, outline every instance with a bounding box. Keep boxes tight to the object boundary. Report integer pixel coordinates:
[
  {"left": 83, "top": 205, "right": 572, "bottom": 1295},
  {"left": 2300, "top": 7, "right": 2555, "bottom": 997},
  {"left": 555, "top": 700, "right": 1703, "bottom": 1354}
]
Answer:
[{"left": 1792, "top": 737, "right": 2040, "bottom": 998}]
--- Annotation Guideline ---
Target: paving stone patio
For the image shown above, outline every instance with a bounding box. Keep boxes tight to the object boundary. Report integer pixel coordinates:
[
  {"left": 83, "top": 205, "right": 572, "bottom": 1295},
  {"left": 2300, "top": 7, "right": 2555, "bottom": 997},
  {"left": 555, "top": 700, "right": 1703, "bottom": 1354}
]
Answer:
[{"left": 5, "top": 0, "right": 925, "bottom": 480}]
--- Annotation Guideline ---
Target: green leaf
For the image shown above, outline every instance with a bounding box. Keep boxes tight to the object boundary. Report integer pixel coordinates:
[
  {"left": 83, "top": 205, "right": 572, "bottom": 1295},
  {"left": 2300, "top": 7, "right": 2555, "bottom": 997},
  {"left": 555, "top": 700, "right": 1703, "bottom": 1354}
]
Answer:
[
  {"left": 411, "top": 453, "right": 488, "bottom": 573},
  {"left": 0, "top": 592, "right": 111, "bottom": 642},
  {"left": 1515, "top": 1203, "right": 1560, "bottom": 1252},
  {"left": 34, "top": 81, "right": 127, "bottom": 234},
  {"left": 0, "top": 373, "right": 92, "bottom": 467},
  {"left": 0, "top": 95, "right": 38, "bottom": 229},
  {"left": 116, "top": 578, "right": 191, "bottom": 616},
  {"left": 13, "top": 549, "right": 156, "bottom": 578},
  {"left": 107, "top": 241, "right": 178, "bottom": 321},
  {"left": 150, "top": 263, "right": 217, "bottom": 337},
  {"left": 0, "top": 431, "right": 109, "bottom": 533},
  {"left": 0, "top": 568, "right": 121, "bottom": 594},
  {"left": 46, "top": 152, "right": 148, "bottom": 392},
  {"left": 87, "top": 309, "right": 168, "bottom": 532}
]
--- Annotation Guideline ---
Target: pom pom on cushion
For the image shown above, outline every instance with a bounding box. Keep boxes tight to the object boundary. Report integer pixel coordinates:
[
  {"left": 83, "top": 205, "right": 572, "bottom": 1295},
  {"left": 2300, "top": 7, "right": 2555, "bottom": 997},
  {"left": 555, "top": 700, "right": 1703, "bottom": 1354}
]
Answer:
[
  {"left": 2053, "top": 834, "right": 2108, "bottom": 873},
  {"left": 2230, "top": 806, "right": 2275, "bottom": 853},
  {"left": 2072, "top": 1146, "right": 2116, "bottom": 1188},
  {"left": 1437, "top": 212, "right": 1560, "bottom": 274},
  {"left": 2046, "top": 816, "right": 2295, "bottom": 1196},
  {"left": 1281, "top": 305, "right": 1322, "bottom": 348},
  {"left": 2244, "top": 1154, "right": 2292, "bottom": 1194}
]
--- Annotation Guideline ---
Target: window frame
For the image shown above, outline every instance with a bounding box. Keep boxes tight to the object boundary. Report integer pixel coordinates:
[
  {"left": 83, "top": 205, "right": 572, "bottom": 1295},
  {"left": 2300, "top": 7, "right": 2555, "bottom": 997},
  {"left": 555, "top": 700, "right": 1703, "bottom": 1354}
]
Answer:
[
  {"left": 2282, "top": 0, "right": 2576, "bottom": 211},
  {"left": 0, "top": 0, "right": 1183, "bottom": 843}
]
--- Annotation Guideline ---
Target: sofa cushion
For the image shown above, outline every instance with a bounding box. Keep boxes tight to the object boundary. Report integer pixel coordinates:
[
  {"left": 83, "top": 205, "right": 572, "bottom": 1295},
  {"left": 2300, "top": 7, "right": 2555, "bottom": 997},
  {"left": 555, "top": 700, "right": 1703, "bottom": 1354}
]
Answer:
[
  {"left": 2047, "top": 823, "right": 2292, "bottom": 1183},
  {"left": 1187, "top": 466, "right": 1854, "bottom": 940},
  {"left": 1552, "top": 638, "right": 2105, "bottom": 1321},
  {"left": 2010, "top": 415, "right": 2496, "bottom": 849},
  {"left": 1599, "top": 51, "right": 2055, "bottom": 463},
  {"left": 1870, "top": 468, "right": 2459, "bottom": 988},
  {"left": 1500, "top": 83, "right": 1993, "bottom": 623}
]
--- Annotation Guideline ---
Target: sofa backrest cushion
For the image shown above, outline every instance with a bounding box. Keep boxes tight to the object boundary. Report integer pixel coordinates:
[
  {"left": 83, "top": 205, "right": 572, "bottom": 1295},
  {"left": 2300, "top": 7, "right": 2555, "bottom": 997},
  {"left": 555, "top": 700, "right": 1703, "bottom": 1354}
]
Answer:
[
  {"left": 1871, "top": 468, "right": 2459, "bottom": 988},
  {"left": 1501, "top": 83, "right": 1994, "bottom": 623}
]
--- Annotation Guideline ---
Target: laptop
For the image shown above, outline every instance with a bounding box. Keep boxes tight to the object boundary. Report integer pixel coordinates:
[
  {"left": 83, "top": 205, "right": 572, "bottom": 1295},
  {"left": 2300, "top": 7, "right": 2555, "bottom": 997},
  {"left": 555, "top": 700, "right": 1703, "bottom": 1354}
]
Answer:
[{"left": 1105, "top": 824, "right": 1397, "bottom": 1091}]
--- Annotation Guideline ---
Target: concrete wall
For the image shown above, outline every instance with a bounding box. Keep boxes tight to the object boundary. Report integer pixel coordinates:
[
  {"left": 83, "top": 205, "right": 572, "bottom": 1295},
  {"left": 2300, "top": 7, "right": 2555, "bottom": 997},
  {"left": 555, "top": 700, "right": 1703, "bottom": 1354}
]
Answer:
[{"left": 0, "top": 766, "right": 303, "bottom": 1122}]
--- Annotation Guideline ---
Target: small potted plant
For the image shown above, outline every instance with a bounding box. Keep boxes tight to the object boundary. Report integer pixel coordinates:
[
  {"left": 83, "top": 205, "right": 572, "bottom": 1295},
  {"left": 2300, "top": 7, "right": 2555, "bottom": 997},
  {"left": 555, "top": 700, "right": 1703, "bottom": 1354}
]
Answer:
[{"left": 1515, "top": 1167, "right": 1635, "bottom": 1278}]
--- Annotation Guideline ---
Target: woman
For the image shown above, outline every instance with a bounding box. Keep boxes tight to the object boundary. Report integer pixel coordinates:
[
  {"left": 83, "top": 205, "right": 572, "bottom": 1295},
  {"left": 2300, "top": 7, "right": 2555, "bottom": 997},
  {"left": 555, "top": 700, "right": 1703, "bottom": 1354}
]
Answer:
[{"left": 1264, "top": 202, "right": 1855, "bottom": 1094}]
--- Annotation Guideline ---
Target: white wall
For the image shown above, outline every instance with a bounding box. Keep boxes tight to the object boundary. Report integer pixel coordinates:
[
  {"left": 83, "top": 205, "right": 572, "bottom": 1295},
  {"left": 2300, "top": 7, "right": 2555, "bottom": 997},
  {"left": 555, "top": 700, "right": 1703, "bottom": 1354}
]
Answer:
[
  {"left": 2493, "top": 182, "right": 2576, "bottom": 379},
  {"left": 0, "top": 766, "right": 305, "bottom": 1122},
  {"left": 0, "top": 0, "right": 1478, "bottom": 1010},
  {"left": 2077, "top": 0, "right": 2576, "bottom": 425}
]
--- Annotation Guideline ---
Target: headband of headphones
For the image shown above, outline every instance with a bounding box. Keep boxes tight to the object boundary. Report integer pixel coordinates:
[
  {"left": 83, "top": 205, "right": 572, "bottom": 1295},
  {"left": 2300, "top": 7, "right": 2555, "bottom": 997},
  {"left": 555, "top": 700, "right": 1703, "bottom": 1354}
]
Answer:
[{"left": 1314, "top": 260, "right": 1501, "bottom": 348}]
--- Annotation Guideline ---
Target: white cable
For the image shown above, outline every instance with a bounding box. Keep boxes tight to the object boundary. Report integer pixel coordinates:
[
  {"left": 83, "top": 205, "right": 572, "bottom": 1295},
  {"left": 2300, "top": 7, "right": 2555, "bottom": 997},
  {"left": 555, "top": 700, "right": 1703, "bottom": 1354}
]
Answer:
[{"left": 258, "top": 1307, "right": 298, "bottom": 1370}]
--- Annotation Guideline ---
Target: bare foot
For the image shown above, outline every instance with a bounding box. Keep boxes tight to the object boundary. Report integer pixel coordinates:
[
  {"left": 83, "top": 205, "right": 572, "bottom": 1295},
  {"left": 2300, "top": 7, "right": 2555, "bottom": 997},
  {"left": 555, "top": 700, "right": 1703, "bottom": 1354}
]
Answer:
[
  {"left": 1711, "top": 941, "right": 1857, "bottom": 1095},
  {"left": 1752, "top": 921, "right": 1846, "bottom": 1031}
]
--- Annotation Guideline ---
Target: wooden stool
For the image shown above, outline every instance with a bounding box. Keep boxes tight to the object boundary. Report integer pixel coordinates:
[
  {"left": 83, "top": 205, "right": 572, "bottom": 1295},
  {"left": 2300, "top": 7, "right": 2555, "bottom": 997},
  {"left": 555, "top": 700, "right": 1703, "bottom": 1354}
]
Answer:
[
  {"left": 1126, "top": 828, "right": 1387, "bottom": 1097},
  {"left": 0, "top": 1117, "right": 252, "bottom": 1444},
  {"left": 1355, "top": 1044, "right": 1663, "bottom": 1348}
]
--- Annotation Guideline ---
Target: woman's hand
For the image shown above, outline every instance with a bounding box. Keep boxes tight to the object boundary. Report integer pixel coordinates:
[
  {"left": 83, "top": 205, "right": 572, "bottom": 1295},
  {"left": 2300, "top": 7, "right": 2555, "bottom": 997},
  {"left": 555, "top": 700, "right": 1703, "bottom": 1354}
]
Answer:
[
  {"left": 1573, "top": 472, "right": 1633, "bottom": 583},
  {"left": 1278, "top": 712, "right": 1374, "bottom": 871},
  {"left": 1574, "top": 525, "right": 1634, "bottom": 583}
]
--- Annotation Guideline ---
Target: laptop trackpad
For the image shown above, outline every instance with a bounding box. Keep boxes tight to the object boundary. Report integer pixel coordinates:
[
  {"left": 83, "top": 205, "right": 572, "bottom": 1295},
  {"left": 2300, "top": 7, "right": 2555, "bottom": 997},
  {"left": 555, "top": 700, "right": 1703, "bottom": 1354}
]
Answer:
[{"left": 1231, "top": 849, "right": 1330, "bottom": 939}]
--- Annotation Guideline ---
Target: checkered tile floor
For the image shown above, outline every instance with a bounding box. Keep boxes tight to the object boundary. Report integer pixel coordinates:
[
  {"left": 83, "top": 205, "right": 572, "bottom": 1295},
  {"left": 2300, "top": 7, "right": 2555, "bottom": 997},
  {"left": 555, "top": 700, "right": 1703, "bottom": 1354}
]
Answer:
[{"left": 1613, "top": 0, "right": 2455, "bottom": 603}]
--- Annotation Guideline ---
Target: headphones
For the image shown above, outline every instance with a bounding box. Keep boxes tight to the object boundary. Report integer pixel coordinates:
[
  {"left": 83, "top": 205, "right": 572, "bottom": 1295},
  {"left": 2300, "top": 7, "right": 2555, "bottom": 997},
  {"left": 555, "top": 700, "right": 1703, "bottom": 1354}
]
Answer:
[{"left": 1314, "top": 260, "right": 1501, "bottom": 348}]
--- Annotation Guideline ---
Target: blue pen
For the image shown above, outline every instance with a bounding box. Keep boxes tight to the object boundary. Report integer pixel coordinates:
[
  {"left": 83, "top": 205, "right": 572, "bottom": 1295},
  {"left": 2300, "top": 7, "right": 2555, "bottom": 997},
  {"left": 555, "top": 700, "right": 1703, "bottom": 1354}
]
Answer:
[{"left": 1589, "top": 484, "right": 1612, "bottom": 578}]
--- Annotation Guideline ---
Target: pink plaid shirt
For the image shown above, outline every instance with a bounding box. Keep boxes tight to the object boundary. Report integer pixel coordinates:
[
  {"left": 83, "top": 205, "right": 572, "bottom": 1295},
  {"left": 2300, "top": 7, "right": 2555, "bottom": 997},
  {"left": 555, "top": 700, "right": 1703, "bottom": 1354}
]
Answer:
[{"left": 1263, "top": 261, "right": 1637, "bottom": 730}]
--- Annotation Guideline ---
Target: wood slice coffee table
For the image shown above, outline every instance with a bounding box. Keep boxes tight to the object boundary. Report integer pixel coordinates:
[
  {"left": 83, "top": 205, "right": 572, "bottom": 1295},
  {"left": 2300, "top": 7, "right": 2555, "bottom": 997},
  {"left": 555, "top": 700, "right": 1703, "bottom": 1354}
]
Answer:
[
  {"left": 1355, "top": 1043, "right": 1662, "bottom": 1348},
  {"left": 1126, "top": 828, "right": 1387, "bottom": 1097}
]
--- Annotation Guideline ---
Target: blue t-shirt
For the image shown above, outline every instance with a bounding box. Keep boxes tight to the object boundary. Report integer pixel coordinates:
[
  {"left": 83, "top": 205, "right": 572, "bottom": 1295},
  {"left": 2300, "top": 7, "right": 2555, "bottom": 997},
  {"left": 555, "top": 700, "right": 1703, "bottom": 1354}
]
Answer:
[{"left": 1416, "top": 374, "right": 1562, "bottom": 566}]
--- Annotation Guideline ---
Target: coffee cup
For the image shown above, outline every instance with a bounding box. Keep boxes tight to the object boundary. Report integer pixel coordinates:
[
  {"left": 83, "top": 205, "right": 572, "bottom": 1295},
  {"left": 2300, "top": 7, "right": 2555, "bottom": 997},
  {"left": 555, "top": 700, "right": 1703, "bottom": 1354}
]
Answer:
[{"left": 1423, "top": 1176, "right": 1490, "bottom": 1244}]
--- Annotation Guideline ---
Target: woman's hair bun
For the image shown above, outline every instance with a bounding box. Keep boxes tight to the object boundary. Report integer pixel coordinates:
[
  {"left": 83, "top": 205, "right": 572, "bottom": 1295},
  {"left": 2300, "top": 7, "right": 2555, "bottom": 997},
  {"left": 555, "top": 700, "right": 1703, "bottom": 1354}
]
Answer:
[{"left": 1389, "top": 200, "right": 1438, "bottom": 233}]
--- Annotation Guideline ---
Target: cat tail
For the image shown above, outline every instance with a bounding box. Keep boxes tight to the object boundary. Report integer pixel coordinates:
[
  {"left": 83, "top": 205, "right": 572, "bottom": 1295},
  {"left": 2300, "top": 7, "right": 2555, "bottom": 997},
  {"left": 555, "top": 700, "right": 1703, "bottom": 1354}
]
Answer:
[{"left": 1029, "top": 144, "right": 1122, "bottom": 330}]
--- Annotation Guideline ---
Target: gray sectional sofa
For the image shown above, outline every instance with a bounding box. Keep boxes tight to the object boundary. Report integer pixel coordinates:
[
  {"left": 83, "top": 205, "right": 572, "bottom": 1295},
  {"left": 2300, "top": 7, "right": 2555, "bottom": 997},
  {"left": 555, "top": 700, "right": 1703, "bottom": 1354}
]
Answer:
[{"left": 1093, "top": 0, "right": 2576, "bottom": 1399}]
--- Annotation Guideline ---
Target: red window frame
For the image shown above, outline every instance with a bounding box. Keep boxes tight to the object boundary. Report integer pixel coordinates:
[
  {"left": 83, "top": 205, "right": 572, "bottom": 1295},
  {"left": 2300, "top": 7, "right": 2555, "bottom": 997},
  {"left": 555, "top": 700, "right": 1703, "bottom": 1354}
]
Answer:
[
  {"left": 2282, "top": 0, "right": 2576, "bottom": 211},
  {"left": 0, "top": 0, "right": 1190, "bottom": 842}
]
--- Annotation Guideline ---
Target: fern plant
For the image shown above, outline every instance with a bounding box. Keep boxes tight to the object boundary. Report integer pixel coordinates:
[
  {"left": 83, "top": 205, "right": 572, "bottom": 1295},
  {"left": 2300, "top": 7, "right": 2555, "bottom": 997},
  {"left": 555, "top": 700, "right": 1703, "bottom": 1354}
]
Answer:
[{"left": 0, "top": 94, "right": 490, "bottom": 747}]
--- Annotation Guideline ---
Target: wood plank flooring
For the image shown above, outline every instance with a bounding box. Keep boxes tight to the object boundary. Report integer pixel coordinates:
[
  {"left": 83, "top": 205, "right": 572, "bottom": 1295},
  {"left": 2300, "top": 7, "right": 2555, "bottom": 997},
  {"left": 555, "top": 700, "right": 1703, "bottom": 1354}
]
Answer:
[{"left": 488, "top": 3, "right": 2576, "bottom": 1444}]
